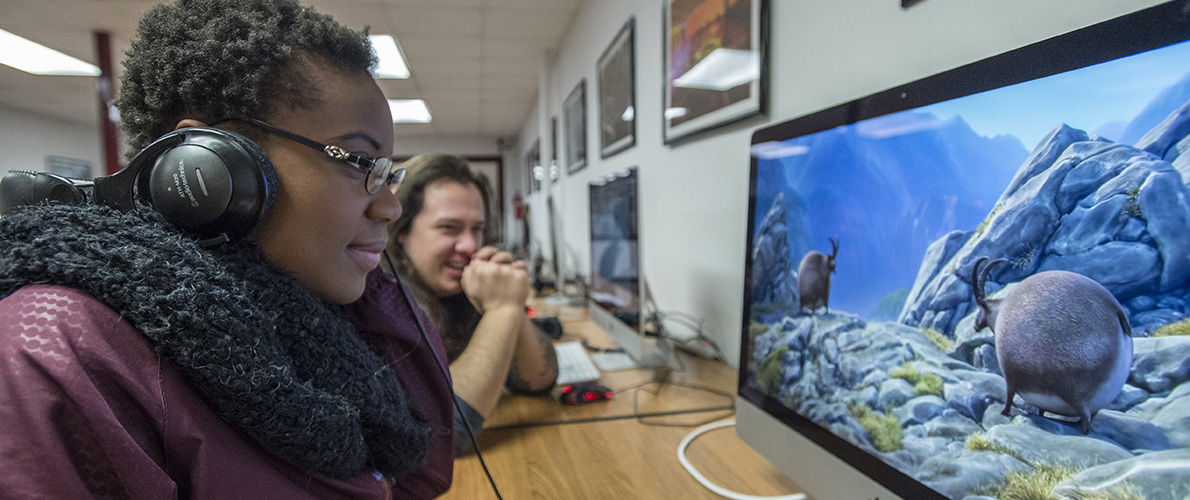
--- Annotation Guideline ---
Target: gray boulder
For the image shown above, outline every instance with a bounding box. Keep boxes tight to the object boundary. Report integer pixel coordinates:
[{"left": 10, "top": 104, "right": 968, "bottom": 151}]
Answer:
[
  {"left": 901, "top": 107, "right": 1190, "bottom": 337},
  {"left": 918, "top": 449, "right": 1029, "bottom": 500},
  {"left": 877, "top": 378, "right": 916, "bottom": 411},
  {"left": 1053, "top": 448, "right": 1190, "bottom": 500},
  {"left": 1130, "top": 336, "right": 1190, "bottom": 393},
  {"left": 1087, "top": 410, "right": 1177, "bottom": 452},
  {"left": 1129, "top": 382, "right": 1190, "bottom": 447},
  {"left": 751, "top": 193, "right": 798, "bottom": 308},
  {"left": 984, "top": 424, "right": 1133, "bottom": 470}
]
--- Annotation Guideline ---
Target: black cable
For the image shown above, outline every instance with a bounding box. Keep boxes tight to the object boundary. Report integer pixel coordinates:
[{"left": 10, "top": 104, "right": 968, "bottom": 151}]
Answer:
[
  {"left": 607, "top": 367, "right": 737, "bottom": 428},
  {"left": 625, "top": 378, "right": 736, "bottom": 427},
  {"left": 594, "top": 309, "right": 737, "bottom": 428},
  {"left": 656, "top": 310, "right": 727, "bottom": 362},
  {"left": 580, "top": 338, "right": 624, "bottom": 353},
  {"left": 386, "top": 250, "right": 504, "bottom": 500}
]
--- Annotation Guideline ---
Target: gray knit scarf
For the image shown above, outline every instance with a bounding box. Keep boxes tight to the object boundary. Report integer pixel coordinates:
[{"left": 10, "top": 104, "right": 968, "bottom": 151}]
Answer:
[{"left": 0, "top": 203, "right": 430, "bottom": 480}]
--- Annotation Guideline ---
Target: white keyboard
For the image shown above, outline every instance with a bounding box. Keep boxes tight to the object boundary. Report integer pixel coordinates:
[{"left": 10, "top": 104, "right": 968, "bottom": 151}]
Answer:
[{"left": 554, "top": 341, "right": 601, "bottom": 385}]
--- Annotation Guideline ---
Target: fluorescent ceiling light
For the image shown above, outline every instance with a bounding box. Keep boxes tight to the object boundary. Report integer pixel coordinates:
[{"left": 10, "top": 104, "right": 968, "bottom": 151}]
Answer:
[
  {"left": 620, "top": 105, "right": 635, "bottom": 122},
  {"left": 664, "top": 107, "right": 688, "bottom": 119},
  {"left": 0, "top": 29, "right": 100, "bottom": 76},
  {"left": 673, "top": 48, "right": 758, "bottom": 91},
  {"left": 856, "top": 112, "right": 946, "bottom": 139},
  {"left": 750, "top": 141, "right": 810, "bottom": 160},
  {"left": 369, "top": 35, "right": 410, "bottom": 79},
  {"left": 388, "top": 99, "right": 432, "bottom": 123}
]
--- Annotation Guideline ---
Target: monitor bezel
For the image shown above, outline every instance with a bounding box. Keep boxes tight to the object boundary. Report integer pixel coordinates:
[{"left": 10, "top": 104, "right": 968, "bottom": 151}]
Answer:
[
  {"left": 587, "top": 167, "right": 669, "bottom": 366},
  {"left": 738, "top": 2, "right": 1190, "bottom": 499}
]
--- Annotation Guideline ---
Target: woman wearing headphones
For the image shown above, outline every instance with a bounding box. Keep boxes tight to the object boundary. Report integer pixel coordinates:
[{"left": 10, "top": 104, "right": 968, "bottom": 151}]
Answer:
[{"left": 0, "top": 0, "right": 453, "bottom": 498}]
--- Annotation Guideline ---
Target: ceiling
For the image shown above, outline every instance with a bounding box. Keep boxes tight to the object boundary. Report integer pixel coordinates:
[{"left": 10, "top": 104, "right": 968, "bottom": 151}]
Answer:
[{"left": 0, "top": 0, "right": 584, "bottom": 141}]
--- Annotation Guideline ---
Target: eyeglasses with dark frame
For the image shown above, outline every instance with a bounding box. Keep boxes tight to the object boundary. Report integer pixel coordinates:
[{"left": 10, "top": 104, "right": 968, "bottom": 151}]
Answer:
[{"left": 213, "top": 116, "right": 405, "bottom": 194}]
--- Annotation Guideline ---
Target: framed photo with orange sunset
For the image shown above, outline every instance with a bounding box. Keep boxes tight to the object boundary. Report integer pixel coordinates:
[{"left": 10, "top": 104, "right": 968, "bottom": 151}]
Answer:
[{"left": 663, "top": 0, "right": 769, "bottom": 144}]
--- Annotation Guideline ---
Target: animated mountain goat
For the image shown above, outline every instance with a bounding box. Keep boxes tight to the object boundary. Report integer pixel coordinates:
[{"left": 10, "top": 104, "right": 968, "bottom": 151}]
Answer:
[
  {"left": 971, "top": 257, "right": 1133, "bottom": 433},
  {"left": 797, "top": 236, "right": 838, "bottom": 315}
]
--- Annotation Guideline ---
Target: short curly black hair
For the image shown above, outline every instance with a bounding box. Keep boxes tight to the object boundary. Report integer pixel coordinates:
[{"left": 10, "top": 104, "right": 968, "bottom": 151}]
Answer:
[{"left": 114, "top": 0, "right": 377, "bottom": 157}]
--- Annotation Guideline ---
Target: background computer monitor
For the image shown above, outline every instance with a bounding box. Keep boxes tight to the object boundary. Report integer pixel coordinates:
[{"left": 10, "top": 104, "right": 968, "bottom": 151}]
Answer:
[
  {"left": 588, "top": 167, "right": 667, "bottom": 366},
  {"left": 739, "top": 3, "right": 1190, "bottom": 499}
]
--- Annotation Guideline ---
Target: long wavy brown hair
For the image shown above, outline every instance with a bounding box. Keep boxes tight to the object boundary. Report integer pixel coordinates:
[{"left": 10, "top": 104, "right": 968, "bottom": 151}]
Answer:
[{"left": 384, "top": 154, "right": 497, "bottom": 358}]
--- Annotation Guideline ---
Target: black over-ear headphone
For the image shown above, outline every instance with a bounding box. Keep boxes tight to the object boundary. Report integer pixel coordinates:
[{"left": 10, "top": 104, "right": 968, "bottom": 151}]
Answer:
[{"left": 0, "top": 127, "right": 277, "bottom": 244}]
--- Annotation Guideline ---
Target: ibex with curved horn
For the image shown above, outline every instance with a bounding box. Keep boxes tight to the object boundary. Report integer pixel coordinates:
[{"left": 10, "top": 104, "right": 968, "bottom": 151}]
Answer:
[
  {"left": 797, "top": 236, "right": 838, "bottom": 315},
  {"left": 972, "top": 257, "right": 1133, "bottom": 433}
]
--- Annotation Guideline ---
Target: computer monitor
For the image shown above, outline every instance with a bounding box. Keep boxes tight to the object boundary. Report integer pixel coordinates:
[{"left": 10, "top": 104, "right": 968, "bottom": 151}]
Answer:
[
  {"left": 588, "top": 167, "right": 667, "bottom": 366},
  {"left": 739, "top": 3, "right": 1190, "bottom": 499}
]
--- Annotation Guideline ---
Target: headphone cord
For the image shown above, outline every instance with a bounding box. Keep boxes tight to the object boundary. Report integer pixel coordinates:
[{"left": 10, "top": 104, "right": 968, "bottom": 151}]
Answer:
[{"left": 385, "top": 249, "right": 504, "bottom": 500}]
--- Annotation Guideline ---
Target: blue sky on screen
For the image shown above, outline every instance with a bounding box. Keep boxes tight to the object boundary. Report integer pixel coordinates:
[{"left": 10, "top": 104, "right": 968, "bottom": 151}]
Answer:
[{"left": 922, "top": 40, "right": 1190, "bottom": 147}]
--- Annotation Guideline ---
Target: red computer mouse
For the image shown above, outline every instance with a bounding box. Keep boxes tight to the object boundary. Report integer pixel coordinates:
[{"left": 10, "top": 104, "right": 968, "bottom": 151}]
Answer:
[{"left": 559, "top": 381, "right": 613, "bottom": 405}]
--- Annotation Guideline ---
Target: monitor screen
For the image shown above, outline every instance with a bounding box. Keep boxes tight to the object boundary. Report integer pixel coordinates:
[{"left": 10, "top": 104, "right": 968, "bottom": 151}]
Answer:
[
  {"left": 739, "top": 3, "right": 1190, "bottom": 499},
  {"left": 587, "top": 167, "right": 667, "bottom": 366},
  {"left": 590, "top": 167, "right": 640, "bottom": 328}
]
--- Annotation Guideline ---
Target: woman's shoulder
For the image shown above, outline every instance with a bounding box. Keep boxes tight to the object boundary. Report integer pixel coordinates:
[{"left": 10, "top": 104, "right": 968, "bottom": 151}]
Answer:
[
  {"left": 0, "top": 284, "right": 159, "bottom": 380},
  {"left": 1, "top": 284, "right": 126, "bottom": 337}
]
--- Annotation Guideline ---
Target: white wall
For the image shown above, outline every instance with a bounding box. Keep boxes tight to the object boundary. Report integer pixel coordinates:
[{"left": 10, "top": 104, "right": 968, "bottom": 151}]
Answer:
[
  {"left": 393, "top": 134, "right": 504, "bottom": 158},
  {"left": 519, "top": 0, "right": 1166, "bottom": 367},
  {"left": 0, "top": 107, "right": 102, "bottom": 177}
]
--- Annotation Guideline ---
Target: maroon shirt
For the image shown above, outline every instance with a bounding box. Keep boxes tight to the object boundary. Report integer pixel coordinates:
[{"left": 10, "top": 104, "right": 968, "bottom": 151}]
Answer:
[{"left": 0, "top": 269, "right": 453, "bottom": 499}]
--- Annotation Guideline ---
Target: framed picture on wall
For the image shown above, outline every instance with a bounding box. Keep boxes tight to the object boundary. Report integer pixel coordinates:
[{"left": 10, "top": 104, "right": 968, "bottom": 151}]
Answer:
[
  {"left": 526, "top": 138, "right": 541, "bottom": 192},
  {"left": 663, "top": 0, "right": 769, "bottom": 144},
  {"left": 564, "top": 80, "right": 588, "bottom": 174},
  {"left": 550, "top": 115, "right": 561, "bottom": 180},
  {"left": 597, "top": 17, "right": 636, "bottom": 159}
]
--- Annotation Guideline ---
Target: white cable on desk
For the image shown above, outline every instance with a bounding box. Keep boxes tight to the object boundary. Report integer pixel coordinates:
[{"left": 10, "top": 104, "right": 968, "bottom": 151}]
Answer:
[{"left": 677, "top": 418, "right": 807, "bottom": 500}]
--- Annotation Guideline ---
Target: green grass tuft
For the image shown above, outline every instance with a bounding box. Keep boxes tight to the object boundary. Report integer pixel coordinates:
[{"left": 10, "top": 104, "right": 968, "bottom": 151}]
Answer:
[
  {"left": 966, "top": 432, "right": 995, "bottom": 452},
  {"left": 1013, "top": 242, "right": 1038, "bottom": 270},
  {"left": 890, "top": 362, "right": 918, "bottom": 381},
  {"left": 1153, "top": 318, "right": 1190, "bottom": 337},
  {"left": 1119, "top": 185, "right": 1143, "bottom": 223},
  {"left": 914, "top": 373, "right": 945, "bottom": 397},
  {"left": 922, "top": 328, "right": 955, "bottom": 353},
  {"left": 997, "top": 463, "right": 1077, "bottom": 500},
  {"left": 851, "top": 405, "right": 903, "bottom": 452},
  {"left": 965, "top": 432, "right": 1018, "bottom": 457},
  {"left": 890, "top": 361, "right": 944, "bottom": 397},
  {"left": 749, "top": 321, "right": 771, "bottom": 340},
  {"left": 757, "top": 346, "right": 787, "bottom": 394},
  {"left": 975, "top": 203, "right": 1004, "bottom": 239}
]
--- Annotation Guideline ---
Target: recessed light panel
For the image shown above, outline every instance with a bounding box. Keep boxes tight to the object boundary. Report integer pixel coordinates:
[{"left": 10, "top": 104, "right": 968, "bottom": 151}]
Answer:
[
  {"left": 369, "top": 35, "right": 411, "bottom": 79},
  {"left": 388, "top": 99, "right": 431, "bottom": 123},
  {"left": 0, "top": 29, "right": 100, "bottom": 76}
]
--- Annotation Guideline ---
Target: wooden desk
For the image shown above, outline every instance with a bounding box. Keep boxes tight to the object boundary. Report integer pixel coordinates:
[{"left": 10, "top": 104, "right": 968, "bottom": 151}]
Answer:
[
  {"left": 435, "top": 299, "right": 808, "bottom": 499},
  {"left": 440, "top": 414, "right": 806, "bottom": 499}
]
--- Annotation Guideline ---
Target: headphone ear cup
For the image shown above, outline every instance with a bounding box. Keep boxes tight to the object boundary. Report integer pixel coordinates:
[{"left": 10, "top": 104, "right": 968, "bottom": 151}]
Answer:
[
  {"left": 0, "top": 170, "right": 89, "bottom": 215},
  {"left": 136, "top": 127, "right": 277, "bottom": 241}
]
